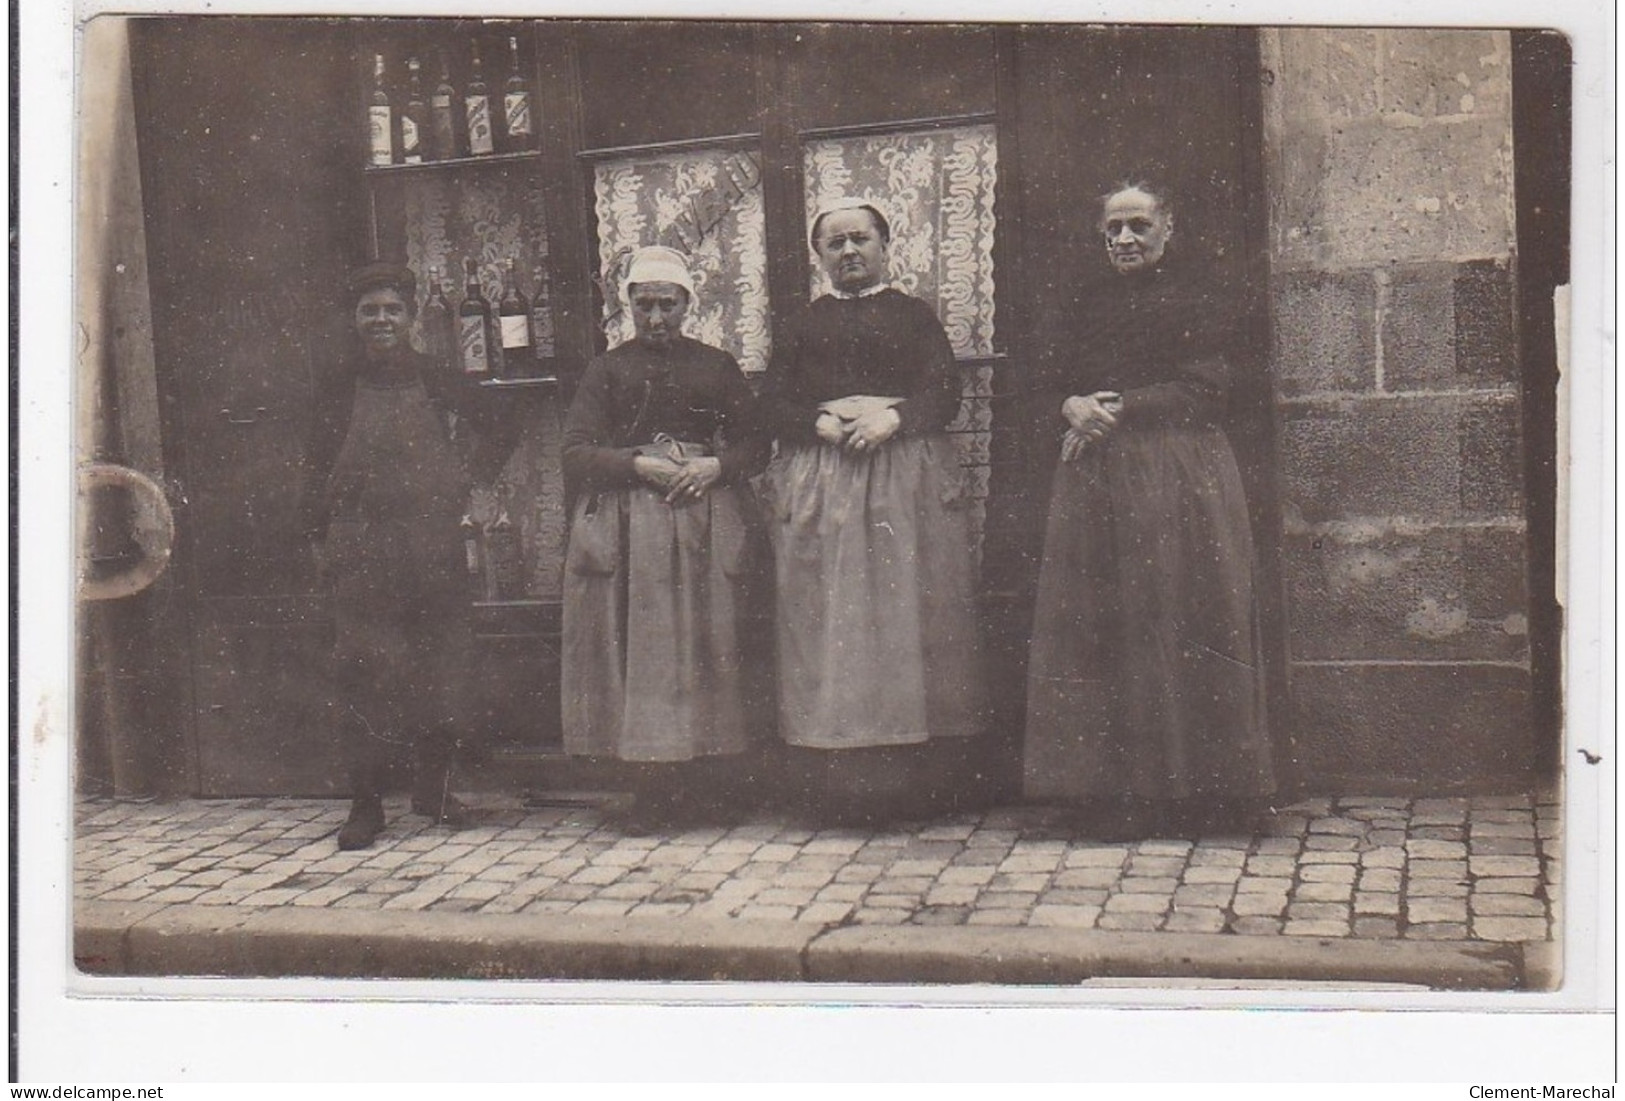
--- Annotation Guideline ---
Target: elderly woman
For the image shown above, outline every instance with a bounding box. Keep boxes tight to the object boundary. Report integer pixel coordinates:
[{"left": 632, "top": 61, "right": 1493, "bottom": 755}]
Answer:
[
  {"left": 761, "top": 199, "right": 984, "bottom": 821},
  {"left": 1023, "top": 183, "right": 1275, "bottom": 835},
  {"left": 301, "top": 262, "right": 512, "bottom": 850},
  {"left": 561, "top": 246, "right": 770, "bottom": 821}
]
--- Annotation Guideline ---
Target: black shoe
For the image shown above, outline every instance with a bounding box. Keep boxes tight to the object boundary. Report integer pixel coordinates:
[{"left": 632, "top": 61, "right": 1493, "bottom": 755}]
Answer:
[{"left": 337, "top": 795, "right": 385, "bottom": 850}]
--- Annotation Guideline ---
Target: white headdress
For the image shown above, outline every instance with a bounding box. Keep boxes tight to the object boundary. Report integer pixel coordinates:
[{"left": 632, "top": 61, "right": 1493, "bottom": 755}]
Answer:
[{"left": 622, "top": 245, "right": 697, "bottom": 303}]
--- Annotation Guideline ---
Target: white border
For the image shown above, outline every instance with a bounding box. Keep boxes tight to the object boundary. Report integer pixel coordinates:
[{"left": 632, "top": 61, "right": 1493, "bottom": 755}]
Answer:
[{"left": 20, "top": 0, "right": 1618, "bottom": 1082}]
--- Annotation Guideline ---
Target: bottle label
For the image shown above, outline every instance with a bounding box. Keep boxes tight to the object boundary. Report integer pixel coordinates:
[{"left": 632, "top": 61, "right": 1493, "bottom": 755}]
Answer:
[
  {"left": 368, "top": 106, "right": 393, "bottom": 165},
  {"left": 400, "top": 116, "right": 421, "bottom": 162},
  {"left": 504, "top": 93, "right": 533, "bottom": 139},
  {"left": 458, "top": 315, "right": 488, "bottom": 373},
  {"left": 500, "top": 314, "right": 531, "bottom": 349},
  {"left": 465, "top": 95, "right": 494, "bottom": 155}
]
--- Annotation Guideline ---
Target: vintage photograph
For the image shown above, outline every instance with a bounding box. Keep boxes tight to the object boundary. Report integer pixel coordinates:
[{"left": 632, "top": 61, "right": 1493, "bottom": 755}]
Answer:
[{"left": 69, "top": 10, "right": 1577, "bottom": 1013}]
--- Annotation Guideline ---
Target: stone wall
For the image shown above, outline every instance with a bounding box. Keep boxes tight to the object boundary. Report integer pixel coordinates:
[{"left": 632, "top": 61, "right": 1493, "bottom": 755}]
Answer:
[{"left": 1260, "top": 29, "right": 1533, "bottom": 790}]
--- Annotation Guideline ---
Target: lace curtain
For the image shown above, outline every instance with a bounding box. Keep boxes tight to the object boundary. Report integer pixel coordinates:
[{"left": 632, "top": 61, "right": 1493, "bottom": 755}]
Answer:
[{"left": 592, "top": 147, "right": 772, "bottom": 375}]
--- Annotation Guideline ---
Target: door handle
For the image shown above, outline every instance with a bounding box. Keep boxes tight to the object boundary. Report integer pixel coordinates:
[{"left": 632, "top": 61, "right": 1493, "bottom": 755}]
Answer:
[
  {"left": 78, "top": 463, "right": 176, "bottom": 602},
  {"left": 219, "top": 406, "right": 270, "bottom": 426}
]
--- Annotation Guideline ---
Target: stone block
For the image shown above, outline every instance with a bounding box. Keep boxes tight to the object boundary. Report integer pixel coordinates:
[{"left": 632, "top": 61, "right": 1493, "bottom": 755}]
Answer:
[
  {"left": 1119, "top": 876, "right": 1180, "bottom": 895},
  {"left": 1271, "top": 115, "right": 1514, "bottom": 268},
  {"left": 1235, "top": 875, "right": 1293, "bottom": 895},
  {"left": 1041, "top": 888, "right": 1108, "bottom": 908},
  {"left": 1164, "top": 908, "right": 1227, "bottom": 933},
  {"left": 1472, "top": 916, "right": 1548, "bottom": 943},
  {"left": 1406, "top": 898, "right": 1467, "bottom": 924},
  {"left": 1469, "top": 894, "right": 1546, "bottom": 917},
  {"left": 1385, "top": 261, "right": 1516, "bottom": 392},
  {"left": 1359, "top": 869, "right": 1402, "bottom": 893},
  {"left": 1230, "top": 916, "right": 1284, "bottom": 935},
  {"left": 1272, "top": 270, "right": 1378, "bottom": 394},
  {"left": 1182, "top": 865, "right": 1245, "bottom": 884},
  {"left": 1300, "top": 863, "right": 1357, "bottom": 884},
  {"left": 1279, "top": 394, "right": 1523, "bottom": 524},
  {"left": 1474, "top": 877, "right": 1539, "bottom": 895},
  {"left": 1407, "top": 839, "right": 1468, "bottom": 860},
  {"left": 1294, "top": 882, "right": 1353, "bottom": 903},
  {"left": 1379, "top": 29, "right": 1511, "bottom": 120},
  {"left": 1460, "top": 400, "right": 1525, "bottom": 517},
  {"left": 1127, "top": 855, "right": 1187, "bottom": 878},
  {"left": 1103, "top": 892, "right": 1170, "bottom": 915},
  {"left": 1283, "top": 920, "right": 1351, "bottom": 938},
  {"left": 1303, "top": 837, "right": 1358, "bottom": 853},
  {"left": 1286, "top": 901, "right": 1349, "bottom": 922},
  {"left": 1272, "top": 28, "right": 1382, "bottom": 121},
  {"left": 1064, "top": 847, "right": 1131, "bottom": 868},
  {"left": 1282, "top": 525, "right": 1529, "bottom": 662},
  {"left": 1245, "top": 855, "right": 1298, "bottom": 877},
  {"left": 1408, "top": 880, "right": 1469, "bottom": 899},
  {"left": 1470, "top": 855, "right": 1541, "bottom": 878},
  {"left": 1028, "top": 905, "right": 1101, "bottom": 929},
  {"left": 1173, "top": 883, "right": 1236, "bottom": 907},
  {"left": 1355, "top": 892, "right": 1401, "bottom": 916},
  {"left": 1353, "top": 916, "right": 1401, "bottom": 938},
  {"left": 1406, "top": 922, "right": 1469, "bottom": 940},
  {"left": 1287, "top": 664, "right": 1534, "bottom": 789}
]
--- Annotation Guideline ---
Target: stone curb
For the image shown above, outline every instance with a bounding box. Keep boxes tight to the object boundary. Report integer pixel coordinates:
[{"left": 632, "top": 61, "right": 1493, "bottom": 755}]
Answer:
[{"left": 75, "top": 900, "right": 1536, "bottom": 990}]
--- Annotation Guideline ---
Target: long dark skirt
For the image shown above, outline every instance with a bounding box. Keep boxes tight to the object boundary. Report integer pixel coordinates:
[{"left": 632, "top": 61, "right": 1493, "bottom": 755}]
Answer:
[{"left": 1023, "top": 423, "right": 1274, "bottom": 803}]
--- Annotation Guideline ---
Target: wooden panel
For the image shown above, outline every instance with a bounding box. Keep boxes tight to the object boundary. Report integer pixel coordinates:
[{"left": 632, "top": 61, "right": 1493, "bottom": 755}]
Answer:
[
  {"left": 130, "top": 18, "right": 364, "bottom": 600},
  {"left": 574, "top": 22, "right": 762, "bottom": 150},
  {"left": 785, "top": 24, "right": 997, "bottom": 129},
  {"left": 191, "top": 598, "right": 342, "bottom": 797}
]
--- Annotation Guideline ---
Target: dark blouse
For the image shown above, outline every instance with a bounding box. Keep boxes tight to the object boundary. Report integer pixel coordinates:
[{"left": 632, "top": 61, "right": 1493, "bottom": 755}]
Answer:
[
  {"left": 761, "top": 288, "right": 960, "bottom": 445},
  {"left": 1036, "top": 262, "right": 1240, "bottom": 432},
  {"left": 298, "top": 348, "right": 516, "bottom": 540},
  {"left": 562, "top": 335, "right": 769, "bottom": 491}
]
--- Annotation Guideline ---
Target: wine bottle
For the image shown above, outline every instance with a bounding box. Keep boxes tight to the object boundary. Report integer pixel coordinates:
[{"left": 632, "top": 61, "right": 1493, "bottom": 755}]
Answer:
[
  {"left": 464, "top": 42, "right": 495, "bottom": 157},
  {"left": 401, "top": 57, "right": 426, "bottom": 164},
  {"left": 428, "top": 51, "right": 460, "bottom": 161},
  {"left": 420, "top": 265, "right": 454, "bottom": 370},
  {"left": 528, "top": 266, "right": 556, "bottom": 361},
  {"left": 461, "top": 514, "right": 482, "bottom": 579},
  {"left": 367, "top": 52, "right": 394, "bottom": 167},
  {"left": 486, "top": 507, "right": 523, "bottom": 600},
  {"left": 498, "top": 259, "right": 532, "bottom": 363},
  {"left": 502, "top": 35, "right": 534, "bottom": 153},
  {"left": 457, "top": 258, "right": 494, "bottom": 376}
]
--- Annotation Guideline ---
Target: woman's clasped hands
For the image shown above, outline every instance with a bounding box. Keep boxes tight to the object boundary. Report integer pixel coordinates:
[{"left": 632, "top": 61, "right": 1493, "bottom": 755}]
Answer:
[
  {"left": 1060, "top": 391, "right": 1123, "bottom": 462},
  {"left": 634, "top": 451, "right": 722, "bottom": 504},
  {"left": 815, "top": 406, "right": 902, "bottom": 453}
]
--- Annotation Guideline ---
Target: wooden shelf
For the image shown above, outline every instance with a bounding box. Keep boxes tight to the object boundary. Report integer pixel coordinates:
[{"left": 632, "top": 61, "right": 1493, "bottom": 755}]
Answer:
[
  {"left": 476, "top": 374, "right": 560, "bottom": 390},
  {"left": 363, "top": 150, "right": 543, "bottom": 179}
]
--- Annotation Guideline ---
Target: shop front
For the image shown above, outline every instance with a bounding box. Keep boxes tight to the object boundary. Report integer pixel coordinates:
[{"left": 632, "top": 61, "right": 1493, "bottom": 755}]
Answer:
[{"left": 77, "top": 17, "right": 1555, "bottom": 801}]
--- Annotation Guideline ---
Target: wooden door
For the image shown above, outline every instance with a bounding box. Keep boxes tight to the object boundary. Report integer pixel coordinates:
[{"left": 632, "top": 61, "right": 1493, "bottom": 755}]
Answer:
[
  {"left": 1005, "top": 25, "right": 1286, "bottom": 774},
  {"left": 129, "top": 17, "right": 368, "bottom": 794}
]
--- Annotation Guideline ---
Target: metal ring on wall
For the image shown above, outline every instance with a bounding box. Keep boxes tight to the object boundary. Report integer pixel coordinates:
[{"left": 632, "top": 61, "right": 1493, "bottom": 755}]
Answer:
[{"left": 78, "top": 462, "right": 175, "bottom": 602}]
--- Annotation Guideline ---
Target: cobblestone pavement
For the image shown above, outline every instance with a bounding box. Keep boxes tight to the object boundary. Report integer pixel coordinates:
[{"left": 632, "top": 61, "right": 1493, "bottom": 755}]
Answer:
[{"left": 74, "top": 791, "right": 1559, "bottom": 945}]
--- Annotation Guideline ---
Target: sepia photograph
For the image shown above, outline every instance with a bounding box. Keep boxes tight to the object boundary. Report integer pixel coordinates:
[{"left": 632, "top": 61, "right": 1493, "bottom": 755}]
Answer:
[{"left": 20, "top": 0, "right": 1613, "bottom": 1082}]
